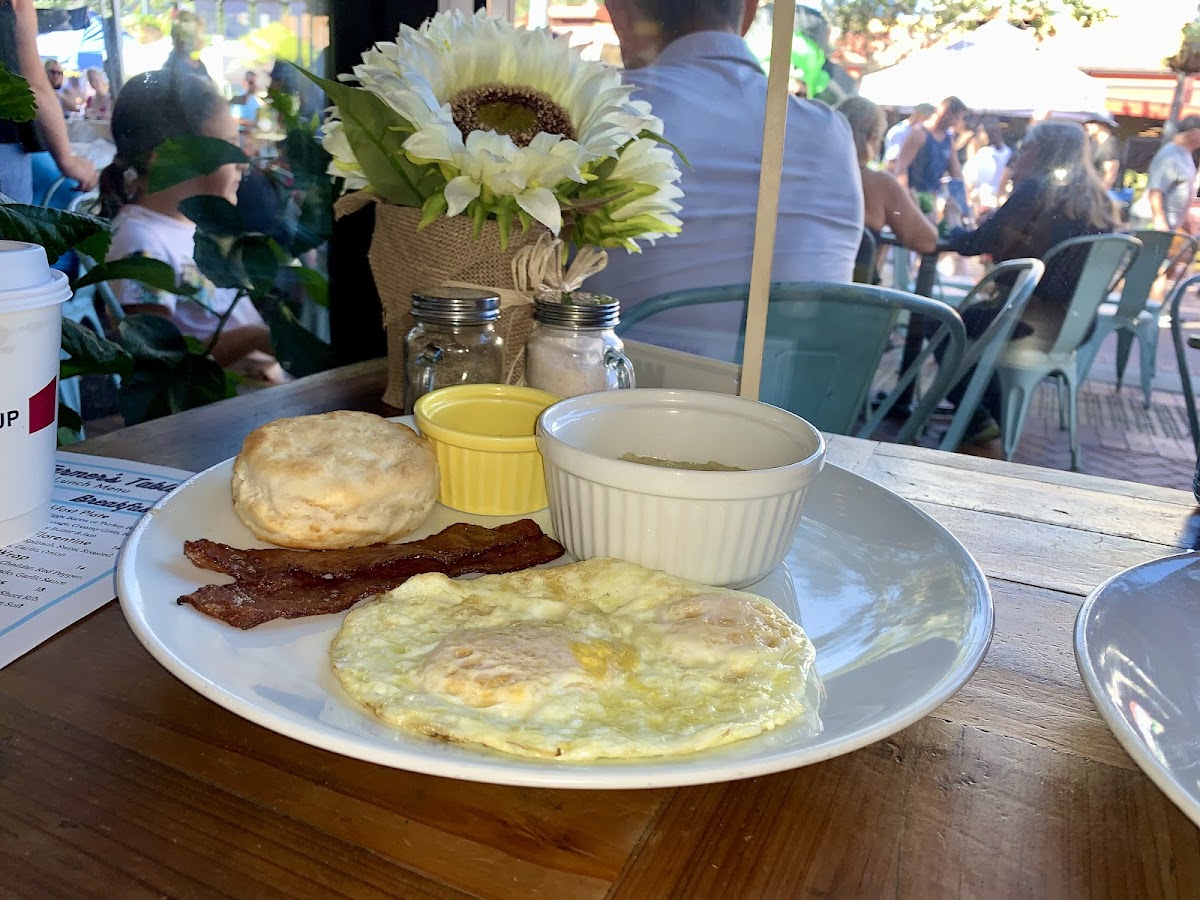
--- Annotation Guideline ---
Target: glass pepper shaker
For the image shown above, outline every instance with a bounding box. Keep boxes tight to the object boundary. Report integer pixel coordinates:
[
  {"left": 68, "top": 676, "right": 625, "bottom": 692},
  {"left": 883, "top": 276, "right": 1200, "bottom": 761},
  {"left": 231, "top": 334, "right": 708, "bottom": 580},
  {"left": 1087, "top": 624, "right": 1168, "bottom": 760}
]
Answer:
[
  {"left": 403, "top": 287, "right": 504, "bottom": 412},
  {"left": 525, "top": 292, "right": 635, "bottom": 398}
]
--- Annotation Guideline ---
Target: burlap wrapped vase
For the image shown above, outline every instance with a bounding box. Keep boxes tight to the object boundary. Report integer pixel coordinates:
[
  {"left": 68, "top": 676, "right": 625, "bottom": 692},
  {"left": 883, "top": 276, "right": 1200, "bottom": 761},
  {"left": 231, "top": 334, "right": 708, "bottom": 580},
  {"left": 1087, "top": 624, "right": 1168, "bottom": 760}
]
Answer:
[{"left": 336, "top": 194, "right": 548, "bottom": 408}]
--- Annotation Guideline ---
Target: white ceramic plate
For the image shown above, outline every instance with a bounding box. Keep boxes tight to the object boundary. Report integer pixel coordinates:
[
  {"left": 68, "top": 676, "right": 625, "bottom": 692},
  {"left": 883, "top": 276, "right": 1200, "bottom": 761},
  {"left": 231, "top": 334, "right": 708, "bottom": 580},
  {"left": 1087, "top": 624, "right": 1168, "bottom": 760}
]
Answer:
[
  {"left": 1075, "top": 551, "right": 1200, "bottom": 826},
  {"left": 117, "top": 448, "right": 993, "bottom": 789}
]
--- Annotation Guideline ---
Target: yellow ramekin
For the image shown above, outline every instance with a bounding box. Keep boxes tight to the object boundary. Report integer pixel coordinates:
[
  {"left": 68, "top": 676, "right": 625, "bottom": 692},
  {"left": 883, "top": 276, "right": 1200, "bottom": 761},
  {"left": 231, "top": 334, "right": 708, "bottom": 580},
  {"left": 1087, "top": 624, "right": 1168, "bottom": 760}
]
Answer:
[{"left": 414, "top": 384, "right": 562, "bottom": 515}]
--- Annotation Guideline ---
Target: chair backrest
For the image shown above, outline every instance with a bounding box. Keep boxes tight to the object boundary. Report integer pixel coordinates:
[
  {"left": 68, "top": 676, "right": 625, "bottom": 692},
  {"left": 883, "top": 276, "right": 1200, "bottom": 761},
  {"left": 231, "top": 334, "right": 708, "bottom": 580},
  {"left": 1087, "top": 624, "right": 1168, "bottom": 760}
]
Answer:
[
  {"left": 616, "top": 281, "right": 966, "bottom": 438},
  {"left": 75, "top": 251, "right": 125, "bottom": 335},
  {"left": 1167, "top": 271, "right": 1200, "bottom": 449},
  {"left": 1111, "top": 230, "right": 1196, "bottom": 320},
  {"left": 1043, "top": 233, "right": 1141, "bottom": 356},
  {"left": 853, "top": 228, "right": 878, "bottom": 285},
  {"left": 951, "top": 258, "right": 1045, "bottom": 380},
  {"left": 935, "top": 259, "right": 1045, "bottom": 451}
]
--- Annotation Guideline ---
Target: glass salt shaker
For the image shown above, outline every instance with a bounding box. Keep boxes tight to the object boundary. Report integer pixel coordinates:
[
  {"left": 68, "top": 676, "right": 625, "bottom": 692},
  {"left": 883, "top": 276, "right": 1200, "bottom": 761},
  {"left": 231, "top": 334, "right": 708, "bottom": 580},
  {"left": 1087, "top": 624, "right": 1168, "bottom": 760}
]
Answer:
[
  {"left": 525, "top": 292, "right": 635, "bottom": 398},
  {"left": 404, "top": 287, "right": 504, "bottom": 412}
]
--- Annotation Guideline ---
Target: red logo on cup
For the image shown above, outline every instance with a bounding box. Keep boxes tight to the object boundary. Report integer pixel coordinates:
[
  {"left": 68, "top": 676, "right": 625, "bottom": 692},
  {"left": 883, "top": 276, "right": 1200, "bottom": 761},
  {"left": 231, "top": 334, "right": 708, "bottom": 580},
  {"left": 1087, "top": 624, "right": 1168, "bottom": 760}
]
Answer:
[{"left": 28, "top": 377, "right": 56, "bottom": 434}]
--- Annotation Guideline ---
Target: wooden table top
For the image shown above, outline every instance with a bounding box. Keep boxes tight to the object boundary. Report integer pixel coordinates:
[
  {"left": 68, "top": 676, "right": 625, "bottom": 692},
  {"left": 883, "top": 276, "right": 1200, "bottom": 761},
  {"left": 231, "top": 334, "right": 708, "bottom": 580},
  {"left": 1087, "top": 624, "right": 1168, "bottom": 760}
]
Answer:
[{"left": 5, "top": 358, "right": 1200, "bottom": 899}]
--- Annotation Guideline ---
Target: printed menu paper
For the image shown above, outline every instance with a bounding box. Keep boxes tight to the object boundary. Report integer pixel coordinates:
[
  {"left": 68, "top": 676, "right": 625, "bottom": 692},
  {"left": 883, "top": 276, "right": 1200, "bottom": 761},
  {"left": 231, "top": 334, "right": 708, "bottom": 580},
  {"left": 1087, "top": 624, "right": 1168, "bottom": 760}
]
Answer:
[{"left": 0, "top": 451, "right": 193, "bottom": 669}]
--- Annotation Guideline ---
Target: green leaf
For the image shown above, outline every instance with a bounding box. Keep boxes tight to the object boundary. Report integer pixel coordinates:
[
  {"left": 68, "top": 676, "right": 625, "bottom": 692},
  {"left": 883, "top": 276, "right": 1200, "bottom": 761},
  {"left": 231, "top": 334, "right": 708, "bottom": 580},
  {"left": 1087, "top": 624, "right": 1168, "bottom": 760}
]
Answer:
[
  {"left": 235, "top": 235, "right": 281, "bottom": 296},
  {"left": 57, "top": 404, "right": 84, "bottom": 446},
  {"left": 60, "top": 318, "right": 134, "bottom": 379},
  {"left": 264, "top": 304, "right": 334, "bottom": 378},
  {"left": 178, "top": 196, "right": 245, "bottom": 236},
  {"left": 0, "top": 205, "right": 111, "bottom": 263},
  {"left": 117, "top": 314, "right": 189, "bottom": 366},
  {"left": 496, "top": 206, "right": 513, "bottom": 251},
  {"left": 0, "top": 61, "right": 36, "bottom": 124},
  {"left": 72, "top": 254, "right": 198, "bottom": 297},
  {"left": 148, "top": 135, "right": 248, "bottom": 194},
  {"left": 194, "top": 232, "right": 248, "bottom": 290},
  {"left": 471, "top": 201, "right": 487, "bottom": 239},
  {"left": 639, "top": 129, "right": 691, "bottom": 168},
  {"left": 296, "top": 68, "right": 427, "bottom": 206},
  {"left": 418, "top": 192, "right": 448, "bottom": 228},
  {"left": 282, "top": 264, "right": 329, "bottom": 308}
]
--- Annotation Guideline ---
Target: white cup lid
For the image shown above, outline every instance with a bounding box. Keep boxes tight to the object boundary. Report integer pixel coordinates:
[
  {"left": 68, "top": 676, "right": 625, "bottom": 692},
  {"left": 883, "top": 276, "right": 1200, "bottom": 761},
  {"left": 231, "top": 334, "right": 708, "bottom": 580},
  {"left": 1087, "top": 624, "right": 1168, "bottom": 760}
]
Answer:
[
  {"left": 0, "top": 240, "right": 55, "bottom": 290},
  {"left": 0, "top": 240, "right": 72, "bottom": 310}
]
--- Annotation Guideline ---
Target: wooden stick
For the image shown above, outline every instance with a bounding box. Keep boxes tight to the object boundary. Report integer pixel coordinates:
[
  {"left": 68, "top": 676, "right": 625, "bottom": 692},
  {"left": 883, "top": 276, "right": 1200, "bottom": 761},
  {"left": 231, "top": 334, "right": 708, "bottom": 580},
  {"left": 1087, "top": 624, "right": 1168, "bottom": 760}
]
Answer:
[{"left": 739, "top": 0, "right": 796, "bottom": 401}]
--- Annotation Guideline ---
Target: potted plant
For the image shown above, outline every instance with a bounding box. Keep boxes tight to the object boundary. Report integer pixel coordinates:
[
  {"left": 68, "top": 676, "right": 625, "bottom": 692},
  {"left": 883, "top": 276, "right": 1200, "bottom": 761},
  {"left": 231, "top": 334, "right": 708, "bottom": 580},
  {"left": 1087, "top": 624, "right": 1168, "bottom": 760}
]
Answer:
[{"left": 304, "top": 8, "right": 684, "bottom": 406}]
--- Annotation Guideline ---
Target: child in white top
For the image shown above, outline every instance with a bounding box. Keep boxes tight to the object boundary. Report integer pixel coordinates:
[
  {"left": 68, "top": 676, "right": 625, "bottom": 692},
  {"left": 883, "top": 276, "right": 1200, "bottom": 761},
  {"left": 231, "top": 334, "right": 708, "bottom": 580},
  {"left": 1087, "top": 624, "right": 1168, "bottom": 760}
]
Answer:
[{"left": 101, "top": 71, "right": 283, "bottom": 382}]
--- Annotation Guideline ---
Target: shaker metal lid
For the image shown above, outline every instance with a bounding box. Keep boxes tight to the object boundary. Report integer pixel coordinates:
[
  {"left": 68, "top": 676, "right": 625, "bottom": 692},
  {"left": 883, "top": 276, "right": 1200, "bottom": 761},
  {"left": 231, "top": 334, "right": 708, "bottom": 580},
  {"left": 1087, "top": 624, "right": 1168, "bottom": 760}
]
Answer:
[
  {"left": 533, "top": 291, "right": 620, "bottom": 328},
  {"left": 411, "top": 286, "right": 501, "bottom": 324}
]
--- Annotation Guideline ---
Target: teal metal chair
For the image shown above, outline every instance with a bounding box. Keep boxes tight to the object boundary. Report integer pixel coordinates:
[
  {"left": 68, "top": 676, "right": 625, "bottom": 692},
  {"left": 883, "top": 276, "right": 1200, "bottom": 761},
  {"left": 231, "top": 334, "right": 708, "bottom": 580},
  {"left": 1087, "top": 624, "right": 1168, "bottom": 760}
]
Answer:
[
  {"left": 616, "top": 281, "right": 967, "bottom": 442},
  {"left": 1076, "top": 229, "right": 1197, "bottom": 408},
  {"left": 1167, "top": 271, "right": 1200, "bottom": 450},
  {"left": 993, "top": 233, "right": 1141, "bottom": 471},
  {"left": 936, "top": 258, "right": 1045, "bottom": 451}
]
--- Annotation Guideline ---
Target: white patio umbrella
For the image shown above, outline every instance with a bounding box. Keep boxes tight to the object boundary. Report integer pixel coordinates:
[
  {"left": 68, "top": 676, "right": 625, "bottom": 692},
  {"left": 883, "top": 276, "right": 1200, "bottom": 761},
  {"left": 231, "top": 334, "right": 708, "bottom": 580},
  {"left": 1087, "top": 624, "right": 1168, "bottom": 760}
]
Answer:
[{"left": 859, "top": 21, "right": 1109, "bottom": 118}]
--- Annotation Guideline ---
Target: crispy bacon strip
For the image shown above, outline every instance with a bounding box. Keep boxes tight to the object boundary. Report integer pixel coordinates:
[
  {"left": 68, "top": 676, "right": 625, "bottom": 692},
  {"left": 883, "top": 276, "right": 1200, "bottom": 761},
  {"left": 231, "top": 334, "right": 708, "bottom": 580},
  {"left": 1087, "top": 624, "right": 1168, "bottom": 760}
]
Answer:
[
  {"left": 177, "top": 521, "right": 565, "bottom": 630},
  {"left": 184, "top": 519, "right": 547, "bottom": 581}
]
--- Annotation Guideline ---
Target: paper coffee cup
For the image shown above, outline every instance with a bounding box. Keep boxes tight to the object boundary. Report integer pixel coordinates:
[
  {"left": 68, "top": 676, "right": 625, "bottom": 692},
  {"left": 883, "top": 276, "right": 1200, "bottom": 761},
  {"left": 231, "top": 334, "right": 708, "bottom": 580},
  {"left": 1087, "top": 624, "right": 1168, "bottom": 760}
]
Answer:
[{"left": 0, "top": 241, "right": 72, "bottom": 548}]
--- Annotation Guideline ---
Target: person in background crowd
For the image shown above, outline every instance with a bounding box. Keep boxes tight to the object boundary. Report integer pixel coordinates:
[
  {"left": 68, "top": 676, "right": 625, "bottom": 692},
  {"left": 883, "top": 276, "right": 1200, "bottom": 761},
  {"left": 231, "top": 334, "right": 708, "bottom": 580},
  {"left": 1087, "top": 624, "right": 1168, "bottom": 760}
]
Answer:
[
  {"left": 100, "top": 72, "right": 284, "bottom": 384},
  {"left": 234, "top": 70, "right": 263, "bottom": 123},
  {"left": 890, "top": 96, "right": 968, "bottom": 195},
  {"left": 938, "top": 121, "right": 1117, "bottom": 445},
  {"left": 1134, "top": 115, "right": 1200, "bottom": 233},
  {"left": 884, "top": 102, "right": 934, "bottom": 165},
  {"left": 60, "top": 73, "right": 86, "bottom": 116},
  {"left": 43, "top": 58, "right": 73, "bottom": 116},
  {"left": 589, "top": 0, "right": 864, "bottom": 360},
  {"left": 838, "top": 96, "right": 937, "bottom": 283},
  {"left": 84, "top": 67, "right": 111, "bottom": 119},
  {"left": 163, "top": 10, "right": 210, "bottom": 81},
  {"left": 0, "top": 2, "right": 95, "bottom": 202},
  {"left": 1084, "top": 114, "right": 1120, "bottom": 191},
  {"left": 962, "top": 116, "right": 1011, "bottom": 218}
]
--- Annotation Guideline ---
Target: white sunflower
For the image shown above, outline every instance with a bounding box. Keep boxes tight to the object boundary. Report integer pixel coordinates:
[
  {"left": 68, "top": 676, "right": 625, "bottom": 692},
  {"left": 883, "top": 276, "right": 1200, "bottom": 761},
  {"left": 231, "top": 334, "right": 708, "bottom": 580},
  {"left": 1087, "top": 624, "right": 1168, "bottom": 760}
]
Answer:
[{"left": 323, "top": 8, "right": 684, "bottom": 250}]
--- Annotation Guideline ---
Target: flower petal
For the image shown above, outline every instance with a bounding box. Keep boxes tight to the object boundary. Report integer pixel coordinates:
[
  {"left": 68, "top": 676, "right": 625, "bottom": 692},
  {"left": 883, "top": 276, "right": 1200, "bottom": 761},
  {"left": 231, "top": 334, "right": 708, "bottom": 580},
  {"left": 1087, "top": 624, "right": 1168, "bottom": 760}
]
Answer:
[
  {"left": 443, "top": 176, "right": 481, "bottom": 217},
  {"left": 515, "top": 186, "right": 562, "bottom": 234}
]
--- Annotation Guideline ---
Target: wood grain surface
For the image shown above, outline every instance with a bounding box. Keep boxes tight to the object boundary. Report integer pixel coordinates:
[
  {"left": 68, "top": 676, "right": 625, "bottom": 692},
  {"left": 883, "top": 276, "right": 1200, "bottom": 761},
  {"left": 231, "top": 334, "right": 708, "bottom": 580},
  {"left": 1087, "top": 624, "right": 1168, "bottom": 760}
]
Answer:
[{"left": 3, "top": 361, "right": 1199, "bottom": 899}]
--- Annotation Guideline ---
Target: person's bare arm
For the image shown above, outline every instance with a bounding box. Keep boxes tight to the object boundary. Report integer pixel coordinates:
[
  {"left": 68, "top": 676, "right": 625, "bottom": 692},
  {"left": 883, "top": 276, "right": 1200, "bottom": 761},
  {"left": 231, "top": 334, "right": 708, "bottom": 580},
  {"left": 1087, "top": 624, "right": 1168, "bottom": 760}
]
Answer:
[
  {"left": 11, "top": 0, "right": 96, "bottom": 190},
  {"left": 888, "top": 127, "right": 924, "bottom": 186},
  {"left": 879, "top": 172, "right": 938, "bottom": 255},
  {"left": 1148, "top": 189, "right": 1169, "bottom": 232},
  {"left": 123, "top": 304, "right": 273, "bottom": 367},
  {"left": 948, "top": 145, "right": 964, "bottom": 180},
  {"left": 1100, "top": 158, "right": 1119, "bottom": 190}
]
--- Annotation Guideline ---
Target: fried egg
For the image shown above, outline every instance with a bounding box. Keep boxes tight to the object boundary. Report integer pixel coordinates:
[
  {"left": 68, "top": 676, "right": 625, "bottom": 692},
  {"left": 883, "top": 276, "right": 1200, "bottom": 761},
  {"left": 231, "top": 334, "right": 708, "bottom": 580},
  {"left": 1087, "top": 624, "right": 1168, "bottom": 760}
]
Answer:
[{"left": 330, "top": 558, "right": 817, "bottom": 761}]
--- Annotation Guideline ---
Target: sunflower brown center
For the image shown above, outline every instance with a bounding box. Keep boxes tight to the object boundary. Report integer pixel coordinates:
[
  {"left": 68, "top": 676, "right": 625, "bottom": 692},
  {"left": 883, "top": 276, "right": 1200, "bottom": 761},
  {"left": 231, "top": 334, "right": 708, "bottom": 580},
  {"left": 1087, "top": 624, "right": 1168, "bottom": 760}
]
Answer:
[{"left": 450, "top": 82, "right": 576, "bottom": 147}]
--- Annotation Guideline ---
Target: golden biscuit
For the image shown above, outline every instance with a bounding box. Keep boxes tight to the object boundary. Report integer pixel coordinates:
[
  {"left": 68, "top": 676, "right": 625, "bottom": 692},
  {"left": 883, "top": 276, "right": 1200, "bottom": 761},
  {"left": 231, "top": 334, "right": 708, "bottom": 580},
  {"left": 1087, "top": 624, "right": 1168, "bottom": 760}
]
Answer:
[{"left": 232, "top": 411, "right": 439, "bottom": 549}]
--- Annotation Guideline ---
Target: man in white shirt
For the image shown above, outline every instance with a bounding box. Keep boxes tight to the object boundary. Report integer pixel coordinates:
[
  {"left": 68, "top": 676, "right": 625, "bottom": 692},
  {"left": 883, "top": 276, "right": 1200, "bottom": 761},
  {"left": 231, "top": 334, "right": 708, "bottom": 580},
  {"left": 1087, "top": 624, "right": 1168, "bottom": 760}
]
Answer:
[
  {"left": 883, "top": 103, "right": 935, "bottom": 164},
  {"left": 590, "top": 0, "right": 864, "bottom": 361},
  {"left": 1143, "top": 115, "right": 1200, "bottom": 233}
]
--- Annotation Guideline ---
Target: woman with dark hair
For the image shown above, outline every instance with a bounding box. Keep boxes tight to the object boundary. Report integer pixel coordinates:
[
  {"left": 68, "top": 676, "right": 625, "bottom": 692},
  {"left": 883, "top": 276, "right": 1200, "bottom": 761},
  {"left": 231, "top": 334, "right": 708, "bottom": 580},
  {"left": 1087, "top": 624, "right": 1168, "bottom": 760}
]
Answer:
[
  {"left": 0, "top": 0, "right": 96, "bottom": 202},
  {"left": 939, "top": 120, "right": 1118, "bottom": 443},
  {"left": 101, "top": 72, "right": 283, "bottom": 382}
]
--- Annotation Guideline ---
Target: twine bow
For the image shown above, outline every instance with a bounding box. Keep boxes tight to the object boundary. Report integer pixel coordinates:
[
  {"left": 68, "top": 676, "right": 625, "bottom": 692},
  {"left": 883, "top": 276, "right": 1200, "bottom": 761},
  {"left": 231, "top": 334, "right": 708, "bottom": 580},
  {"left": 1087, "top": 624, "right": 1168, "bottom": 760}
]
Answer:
[{"left": 511, "top": 233, "right": 608, "bottom": 300}]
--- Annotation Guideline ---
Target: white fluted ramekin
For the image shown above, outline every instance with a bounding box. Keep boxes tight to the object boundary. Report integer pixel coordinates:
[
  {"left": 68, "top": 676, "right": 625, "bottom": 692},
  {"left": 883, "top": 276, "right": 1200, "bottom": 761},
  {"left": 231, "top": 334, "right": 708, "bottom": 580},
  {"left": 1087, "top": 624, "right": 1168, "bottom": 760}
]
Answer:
[{"left": 536, "top": 389, "right": 825, "bottom": 587}]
